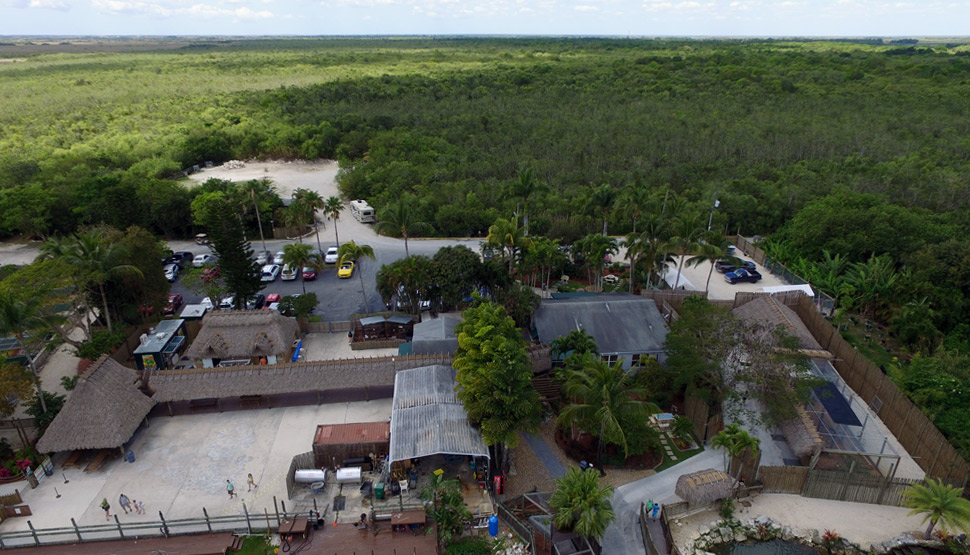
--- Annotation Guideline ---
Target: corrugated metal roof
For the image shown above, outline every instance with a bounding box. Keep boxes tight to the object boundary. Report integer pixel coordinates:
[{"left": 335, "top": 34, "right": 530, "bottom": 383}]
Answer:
[
  {"left": 314, "top": 422, "right": 390, "bottom": 445},
  {"left": 389, "top": 365, "right": 488, "bottom": 462},
  {"left": 533, "top": 293, "right": 668, "bottom": 355}
]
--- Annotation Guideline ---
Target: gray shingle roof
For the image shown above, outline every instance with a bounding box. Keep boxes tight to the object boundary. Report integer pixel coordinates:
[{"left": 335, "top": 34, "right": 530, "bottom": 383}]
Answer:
[
  {"left": 389, "top": 365, "right": 488, "bottom": 462},
  {"left": 532, "top": 294, "right": 668, "bottom": 355}
]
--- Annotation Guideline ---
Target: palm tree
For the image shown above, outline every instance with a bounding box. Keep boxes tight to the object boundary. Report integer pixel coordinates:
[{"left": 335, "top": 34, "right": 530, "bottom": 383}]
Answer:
[
  {"left": 324, "top": 196, "right": 345, "bottom": 246},
  {"left": 281, "top": 243, "right": 314, "bottom": 294},
  {"left": 338, "top": 241, "right": 375, "bottom": 312},
  {"left": 486, "top": 218, "right": 533, "bottom": 275},
  {"left": 711, "top": 423, "right": 761, "bottom": 480},
  {"left": 420, "top": 471, "right": 471, "bottom": 550},
  {"left": 549, "top": 466, "right": 616, "bottom": 542},
  {"left": 550, "top": 329, "right": 599, "bottom": 360},
  {"left": 508, "top": 168, "right": 544, "bottom": 236},
  {"left": 668, "top": 212, "right": 704, "bottom": 290},
  {"left": 902, "top": 478, "right": 970, "bottom": 539},
  {"left": 239, "top": 179, "right": 275, "bottom": 252},
  {"left": 0, "top": 292, "right": 51, "bottom": 413},
  {"left": 573, "top": 234, "right": 618, "bottom": 290},
  {"left": 39, "top": 232, "right": 142, "bottom": 333},
  {"left": 686, "top": 231, "right": 736, "bottom": 293},
  {"left": 585, "top": 183, "right": 616, "bottom": 236},
  {"left": 293, "top": 189, "right": 326, "bottom": 254},
  {"left": 374, "top": 196, "right": 433, "bottom": 258},
  {"left": 619, "top": 178, "right": 651, "bottom": 235},
  {"left": 558, "top": 353, "right": 659, "bottom": 468}
]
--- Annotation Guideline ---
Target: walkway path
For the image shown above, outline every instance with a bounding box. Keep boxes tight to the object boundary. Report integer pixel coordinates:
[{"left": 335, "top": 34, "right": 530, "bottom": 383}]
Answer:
[{"left": 520, "top": 432, "right": 566, "bottom": 478}]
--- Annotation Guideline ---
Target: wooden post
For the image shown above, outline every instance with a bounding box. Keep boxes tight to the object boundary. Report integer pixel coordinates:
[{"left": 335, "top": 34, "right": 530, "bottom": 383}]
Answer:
[
  {"left": 265, "top": 508, "right": 272, "bottom": 535},
  {"left": 243, "top": 502, "right": 252, "bottom": 534},
  {"left": 281, "top": 499, "right": 287, "bottom": 516},
  {"left": 274, "top": 495, "right": 281, "bottom": 526},
  {"left": 839, "top": 460, "right": 856, "bottom": 501},
  {"left": 203, "top": 507, "right": 212, "bottom": 532},
  {"left": 167, "top": 401, "right": 173, "bottom": 417},
  {"left": 159, "top": 511, "right": 169, "bottom": 536},
  {"left": 114, "top": 514, "right": 124, "bottom": 538},
  {"left": 71, "top": 517, "right": 82, "bottom": 541}
]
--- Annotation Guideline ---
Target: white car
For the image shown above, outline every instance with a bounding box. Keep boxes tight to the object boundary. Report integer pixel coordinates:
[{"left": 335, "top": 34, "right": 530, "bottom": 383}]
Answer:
[
  {"left": 200, "top": 297, "right": 215, "bottom": 310},
  {"left": 163, "top": 263, "right": 179, "bottom": 282},
  {"left": 274, "top": 251, "right": 286, "bottom": 264},
  {"left": 193, "top": 253, "right": 216, "bottom": 268},
  {"left": 281, "top": 264, "right": 299, "bottom": 281},
  {"left": 324, "top": 246, "right": 339, "bottom": 264},
  {"left": 219, "top": 296, "right": 234, "bottom": 310},
  {"left": 603, "top": 274, "right": 620, "bottom": 285},
  {"left": 260, "top": 264, "right": 281, "bottom": 282}
]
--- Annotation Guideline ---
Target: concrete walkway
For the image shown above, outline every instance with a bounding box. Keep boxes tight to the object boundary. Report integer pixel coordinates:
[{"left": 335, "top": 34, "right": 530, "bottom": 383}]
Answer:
[
  {"left": 600, "top": 448, "right": 720, "bottom": 555},
  {"left": 520, "top": 432, "right": 566, "bottom": 478}
]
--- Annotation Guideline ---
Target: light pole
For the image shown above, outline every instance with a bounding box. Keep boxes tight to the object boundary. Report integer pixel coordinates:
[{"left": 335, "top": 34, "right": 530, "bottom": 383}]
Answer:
[{"left": 707, "top": 198, "right": 720, "bottom": 231}]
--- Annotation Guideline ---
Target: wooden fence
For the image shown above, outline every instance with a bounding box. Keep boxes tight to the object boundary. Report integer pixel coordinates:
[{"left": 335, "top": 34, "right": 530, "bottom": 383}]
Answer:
[
  {"left": 351, "top": 339, "right": 404, "bottom": 351},
  {"left": 802, "top": 468, "right": 922, "bottom": 506},
  {"left": 305, "top": 320, "right": 353, "bottom": 333},
  {"left": 759, "top": 466, "right": 809, "bottom": 494},
  {"left": 683, "top": 396, "right": 722, "bottom": 444},
  {"left": 285, "top": 451, "right": 318, "bottom": 500},
  {"left": 791, "top": 295, "right": 970, "bottom": 483}
]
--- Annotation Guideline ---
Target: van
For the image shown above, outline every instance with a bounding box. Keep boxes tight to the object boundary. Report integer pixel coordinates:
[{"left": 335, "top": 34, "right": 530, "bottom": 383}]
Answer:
[{"left": 350, "top": 199, "right": 375, "bottom": 223}]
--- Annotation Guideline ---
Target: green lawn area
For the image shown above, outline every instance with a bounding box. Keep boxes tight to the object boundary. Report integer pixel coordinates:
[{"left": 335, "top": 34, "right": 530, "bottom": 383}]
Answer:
[
  {"left": 653, "top": 432, "right": 705, "bottom": 472},
  {"left": 234, "top": 535, "right": 274, "bottom": 555}
]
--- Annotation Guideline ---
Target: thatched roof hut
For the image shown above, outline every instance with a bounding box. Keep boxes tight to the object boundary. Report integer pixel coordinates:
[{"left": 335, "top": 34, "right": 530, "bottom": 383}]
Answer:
[
  {"left": 780, "top": 405, "right": 824, "bottom": 459},
  {"left": 37, "top": 356, "right": 154, "bottom": 453},
  {"left": 185, "top": 310, "right": 299, "bottom": 362},
  {"left": 732, "top": 296, "right": 831, "bottom": 358},
  {"left": 675, "top": 469, "right": 735, "bottom": 506}
]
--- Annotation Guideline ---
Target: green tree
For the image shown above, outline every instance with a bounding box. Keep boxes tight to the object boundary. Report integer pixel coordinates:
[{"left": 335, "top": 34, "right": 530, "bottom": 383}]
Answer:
[
  {"left": 670, "top": 415, "right": 695, "bottom": 445},
  {"left": 39, "top": 231, "right": 142, "bottom": 333},
  {"left": 902, "top": 478, "right": 970, "bottom": 539},
  {"left": 337, "top": 241, "right": 375, "bottom": 312},
  {"left": 377, "top": 255, "right": 434, "bottom": 315},
  {"left": 549, "top": 466, "right": 616, "bottom": 541},
  {"left": 485, "top": 218, "right": 533, "bottom": 275},
  {"left": 668, "top": 212, "right": 704, "bottom": 290},
  {"left": 238, "top": 179, "right": 275, "bottom": 252},
  {"left": 203, "top": 199, "right": 263, "bottom": 306},
  {"left": 585, "top": 183, "right": 616, "bottom": 236},
  {"left": 619, "top": 178, "right": 651, "bottom": 235},
  {"left": 508, "top": 168, "right": 544, "bottom": 236},
  {"left": 431, "top": 246, "right": 483, "bottom": 311},
  {"left": 293, "top": 188, "right": 326, "bottom": 254},
  {"left": 550, "top": 329, "right": 599, "bottom": 360},
  {"left": 420, "top": 472, "right": 472, "bottom": 551},
  {"left": 281, "top": 243, "right": 314, "bottom": 294},
  {"left": 0, "top": 362, "right": 36, "bottom": 417},
  {"left": 572, "top": 233, "right": 618, "bottom": 290},
  {"left": 374, "top": 195, "right": 433, "bottom": 258},
  {"left": 26, "top": 390, "right": 65, "bottom": 434},
  {"left": 557, "top": 353, "right": 659, "bottom": 467},
  {"left": 181, "top": 266, "right": 227, "bottom": 307},
  {"left": 453, "top": 300, "right": 541, "bottom": 454},
  {"left": 686, "top": 231, "right": 737, "bottom": 293},
  {"left": 324, "top": 196, "right": 345, "bottom": 246},
  {"left": 711, "top": 423, "right": 761, "bottom": 480}
]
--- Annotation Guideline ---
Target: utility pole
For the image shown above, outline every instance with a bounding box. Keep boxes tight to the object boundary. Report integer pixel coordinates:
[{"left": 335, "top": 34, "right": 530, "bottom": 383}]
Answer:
[{"left": 707, "top": 198, "right": 720, "bottom": 232}]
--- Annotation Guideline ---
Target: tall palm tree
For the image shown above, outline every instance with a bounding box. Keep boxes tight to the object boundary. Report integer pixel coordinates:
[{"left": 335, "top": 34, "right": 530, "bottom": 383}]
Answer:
[
  {"left": 281, "top": 243, "right": 314, "bottom": 294},
  {"left": 486, "top": 218, "right": 533, "bottom": 275},
  {"left": 239, "top": 179, "right": 275, "bottom": 252},
  {"left": 549, "top": 466, "right": 616, "bottom": 542},
  {"left": 902, "top": 478, "right": 970, "bottom": 539},
  {"left": 686, "top": 231, "right": 736, "bottom": 293},
  {"left": 619, "top": 178, "right": 650, "bottom": 235},
  {"left": 669, "top": 212, "right": 704, "bottom": 290},
  {"left": 558, "top": 353, "right": 659, "bottom": 468},
  {"left": 293, "top": 189, "right": 326, "bottom": 254},
  {"left": 0, "top": 292, "right": 50, "bottom": 413},
  {"left": 625, "top": 212, "right": 672, "bottom": 292},
  {"left": 374, "top": 196, "right": 433, "bottom": 258},
  {"left": 573, "top": 234, "right": 618, "bottom": 290},
  {"left": 585, "top": 183, "right": 616, "bottom": 236},
  {"left": 324, "top": 196, "right": 345, "bottom": 246},
  {"left": 508, "top": 168, "right": 544, "bottom": 236},
  {"left": 711, "top": 423, "right": 761, "bottom": 480},
  {"left": 338, "top": 241, "right": 376, "bottom": 312},
  {"left": 39, "top": 232, "right": 142, "bottom": 333}
]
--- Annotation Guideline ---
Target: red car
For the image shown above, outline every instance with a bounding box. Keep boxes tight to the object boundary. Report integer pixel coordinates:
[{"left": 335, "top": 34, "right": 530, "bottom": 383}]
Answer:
[
  {"left": 302, "top": 266, "right": 317, "bottom": 281},
  {"left": 164, "top": 294, "right": 183, "bottom": 315},
  {"left": 263, "top": 293, "right": 281, "bottom": 308}
]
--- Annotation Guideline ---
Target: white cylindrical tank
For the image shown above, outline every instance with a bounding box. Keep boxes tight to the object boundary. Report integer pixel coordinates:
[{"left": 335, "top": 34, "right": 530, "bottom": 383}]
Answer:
[
  {"left": 335, "top": 467, "right": 362, "bottom": 484},
  {"left": 294, "top": 469, "right": 328, "bottom": 484}
]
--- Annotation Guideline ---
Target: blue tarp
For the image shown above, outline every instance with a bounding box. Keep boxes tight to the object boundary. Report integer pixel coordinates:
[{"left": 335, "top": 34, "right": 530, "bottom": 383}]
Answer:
[
  {"left": 814, "top": 382, "right": 862, "bottom": 427},
  {"left": 291, "top": 340, "right": 302, "bottom": 362}
]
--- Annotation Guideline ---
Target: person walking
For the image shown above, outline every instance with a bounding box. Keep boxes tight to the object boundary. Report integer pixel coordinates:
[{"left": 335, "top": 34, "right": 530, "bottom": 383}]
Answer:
[
  {"left": 248, "top": 473, "right": 258, "bottom": 492},
  {"left": 100, "top": 498, "right": 111, "bottom": 521},
  {"left": 227, "top": 479, "right": 236, "bottom": 499},
  {"left": 119, "top": 493, "right": 131, "bottom": 514},
  {"left": 137, "top": 500, "right": 146, "bottom": 515},
  {"left": 652, "top": 503, "right": 661, "bottom": 519}
]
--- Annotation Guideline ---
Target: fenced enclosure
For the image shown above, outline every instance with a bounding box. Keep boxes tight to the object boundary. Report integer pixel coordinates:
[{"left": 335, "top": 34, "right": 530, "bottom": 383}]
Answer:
[
  {"left": 731, "top": 235, "right": 836, "bottom": 316},
  {"left": 759, "top": 466, "right": 810, "bottom": 494},
  {"left": 759, "top": 464, "right": 923, "bottom": 507}
]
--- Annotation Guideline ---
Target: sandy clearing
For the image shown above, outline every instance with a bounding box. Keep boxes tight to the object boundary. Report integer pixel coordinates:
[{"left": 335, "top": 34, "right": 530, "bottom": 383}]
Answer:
[{"left": 185, "top": 159, "right": 341, "bottom": 200}]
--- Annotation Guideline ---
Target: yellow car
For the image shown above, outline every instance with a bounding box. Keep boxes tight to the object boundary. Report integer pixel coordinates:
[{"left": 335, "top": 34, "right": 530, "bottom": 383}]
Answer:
[{"left": 337, "top": 261, "right": 354, "bottom": 278}]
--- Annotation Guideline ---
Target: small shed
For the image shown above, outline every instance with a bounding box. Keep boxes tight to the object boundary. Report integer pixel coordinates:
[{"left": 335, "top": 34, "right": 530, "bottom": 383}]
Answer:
[
  {"left": 356, "top": 316, "right": 387, "bottom": 341},
  {"left": 312, "top": 422, "right": 390, "bottom": 468},
  {"left": 385, "top": 314, "right": 415, "bottom": 339},
  {"left": 403, "top": 315, "right": 461, "bottom": 355},
  {"left": 675, "top": 469, "right": 735, "bottom": 507},
  {"left": 178, "top": 304, "right": 208, "bottom": 321},
  {"left": 133, "top": 319, "right": 187, "bottom": 371}
]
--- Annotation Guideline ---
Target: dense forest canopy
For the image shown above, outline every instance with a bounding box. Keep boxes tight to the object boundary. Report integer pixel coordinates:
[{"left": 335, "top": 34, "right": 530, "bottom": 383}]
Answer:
[{"left": 3, "top": 37, "right": 970, "bottom": 457}]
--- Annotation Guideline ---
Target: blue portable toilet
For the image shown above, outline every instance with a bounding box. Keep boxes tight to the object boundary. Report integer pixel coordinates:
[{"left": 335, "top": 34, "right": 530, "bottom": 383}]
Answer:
[
  {"left": 488, "top": 515, "right": 498, "bottom": 537},
  {"left": 126, "top": 450, "right": 135, "bottom": 463}
]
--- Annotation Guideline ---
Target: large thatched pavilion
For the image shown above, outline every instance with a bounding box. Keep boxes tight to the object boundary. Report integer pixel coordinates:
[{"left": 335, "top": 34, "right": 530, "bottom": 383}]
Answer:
[
  {"left": 185, "top": 310, "right": 299, "bottom": 368},
  {"left": 675, "top": 469, "right": 736, "bottom": 508},
  {"left": 37, "top": 356, "right": 154, "bottom": 456}
]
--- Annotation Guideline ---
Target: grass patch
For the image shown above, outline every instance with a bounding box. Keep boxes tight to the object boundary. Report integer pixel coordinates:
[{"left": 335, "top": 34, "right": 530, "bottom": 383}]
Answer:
[
  {"left": 653, "top": 443, "right": 705, "bottom": 473},
  {"left": 307, "top": 315, "right": 323, "bottom": 323},
  {"left": 233, "top": 535, "right": 274, "bottom": 555}
]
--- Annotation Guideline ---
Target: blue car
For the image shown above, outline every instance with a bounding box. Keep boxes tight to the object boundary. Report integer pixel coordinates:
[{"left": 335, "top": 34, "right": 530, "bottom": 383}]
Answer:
[{"left": 724, "top": 268, "right": 762, "bottom": 284}]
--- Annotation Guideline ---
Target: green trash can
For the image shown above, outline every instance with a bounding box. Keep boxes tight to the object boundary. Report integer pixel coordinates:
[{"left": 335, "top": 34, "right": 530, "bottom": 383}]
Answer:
[{"left": 375, "top": 482, "right": 385, "bottom": 500}]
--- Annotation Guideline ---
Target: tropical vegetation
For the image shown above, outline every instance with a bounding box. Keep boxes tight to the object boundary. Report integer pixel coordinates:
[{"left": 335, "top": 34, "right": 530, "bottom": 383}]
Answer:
[
  {"left": 549, "top": 466, "right": 616, "bottom": 541},
  {"left": 902, "top": 478, "right": 970, "bottom": 538}
]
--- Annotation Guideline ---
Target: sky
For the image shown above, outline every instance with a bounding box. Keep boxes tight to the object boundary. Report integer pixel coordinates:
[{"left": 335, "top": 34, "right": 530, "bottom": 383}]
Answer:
[{"left": 4, "top": 0, "right": 970, "bottom": 38}]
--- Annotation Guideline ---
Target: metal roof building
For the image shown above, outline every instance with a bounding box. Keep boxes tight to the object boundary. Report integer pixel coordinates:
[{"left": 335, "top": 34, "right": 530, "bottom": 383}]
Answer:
[{"left": 388, "top": 365, "right": 488, "bottom": 463}]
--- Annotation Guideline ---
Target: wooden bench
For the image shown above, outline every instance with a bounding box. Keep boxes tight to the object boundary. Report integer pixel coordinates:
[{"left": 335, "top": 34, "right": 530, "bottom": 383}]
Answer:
[
  {"left": 83, "top": 449, "right": 114, "bottom": 473},
  {"left": 62, "top": 450, "right": 86, "bottom": 470},
  {"left": 239, "top": 395, "right": 264, "bottom": 409},
  {"left": 189, "top": 398, "right": 219, "bottom": 411}
]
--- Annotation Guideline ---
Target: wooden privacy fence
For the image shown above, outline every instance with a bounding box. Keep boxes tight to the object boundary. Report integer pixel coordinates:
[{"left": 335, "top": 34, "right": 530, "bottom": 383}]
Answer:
[
  {"left": 684, "top": 396, "right": 722, "bottom": 444},
  {"left": 759, "top": 466, "right": 809, "bottom": 494},
  {"left": 791, "top": 295, "right": 970, "bottom": 483},
  {"left": 802, "top": 468, "right": 922, "bottom": 507},
  {"left": 285, "top": 451, "right": 317, "bottom": 500}
]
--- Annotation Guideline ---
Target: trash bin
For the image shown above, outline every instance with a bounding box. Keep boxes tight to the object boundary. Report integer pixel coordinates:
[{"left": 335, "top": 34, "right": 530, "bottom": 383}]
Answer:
[
  {"left": 375, "top": 482, "right": 385, "bottom": 500},
  {"left": 126, "top": 450, "right": 135, "bottom": 463},
  {"left": 489, "top": 515, "right": 499, "bottom": 537},
  {"left": 27, "top": 473, "right": 38, "bottom": 489}
]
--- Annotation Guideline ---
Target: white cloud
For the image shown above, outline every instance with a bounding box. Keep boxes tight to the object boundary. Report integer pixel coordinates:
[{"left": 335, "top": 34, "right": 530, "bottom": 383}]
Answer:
[
  {"left": 90, "top": 0, "right": 272, "bottom": 19},
  {"left": 26, "top": 0, "right": 70, "bottom": 10},
  {"left": 574, "top": 5, "right": 600, "bottom": 12}
]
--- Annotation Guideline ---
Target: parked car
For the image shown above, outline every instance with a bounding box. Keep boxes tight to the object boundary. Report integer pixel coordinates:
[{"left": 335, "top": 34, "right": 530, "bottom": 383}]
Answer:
[
  {"left": 324, "top": 246, "right": 340, "bottom": 264},
  {"left": 247, "top": 294, "right": 267, "bottom": 310},
  {"left": 337, "top": 261, "right": 354, "bottom": 278},
  {"left": 715, "top": 260, "right": 757, "bottom": 274},
  {"left": 200, "top": 297, "right": 215, "bottom": 310},
  {"left": 260, "top": 264, "right": 281, "bottom": 282},
  {"left": 263, "top": 293, "right": 281, "bottom": 308},
  {"left": 194, "top": 233, "right": 209, "bottom": 245},
  {"left": 173, "top": 251, "right": 194, "bottom": 267},
  {"left": 274, "top": 250, "right": 286, "bottom": 264},
  {"left": 254, "top": 250, "right": 272, "bottom": 265},
  {"left": 302, "top": 266, "right": 317, "bottom": 281},
  {"left": 163, "top": 263, "right": 180, "bottom": 282},
  {"left": 219, "top": 296, "right": 235, "bottom": 310},
  {"left": 281, "top": 264, "right": 299, "bottom": 281},
  {"left": 603, "top": 274, "right": 620, "bottom": 284},
  {"left": 193, "top": 253, "right": 216, "bottom": 268},
  {"left": 724, "top": 268, "right": 762, "bottom": 284},
  {"left": 163, "top": 294, "right": 183, "bottom": 315}
]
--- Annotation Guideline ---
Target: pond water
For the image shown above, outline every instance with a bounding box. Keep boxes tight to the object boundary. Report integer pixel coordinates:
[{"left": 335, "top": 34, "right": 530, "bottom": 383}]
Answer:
[{"left": 713, "top": 540, "right": 820, "bottom": 555}]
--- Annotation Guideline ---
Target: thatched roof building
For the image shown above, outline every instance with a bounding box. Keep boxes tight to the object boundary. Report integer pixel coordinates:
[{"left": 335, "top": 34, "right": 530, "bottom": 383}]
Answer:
[
  {"left": 732, "top": 295, "right": 831, "bottom": 358},
  {"left": 185, "top": 310, "right": 300, "bottom": 365},
  {"left": 675, "top": 469, "right": 735, "bottom": 506},
  {"left": 37, "top": 356, "right": 154, "bottom": 453},
  {"left": 780, "top": 405, "right": 824, "bottom": 459}
]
